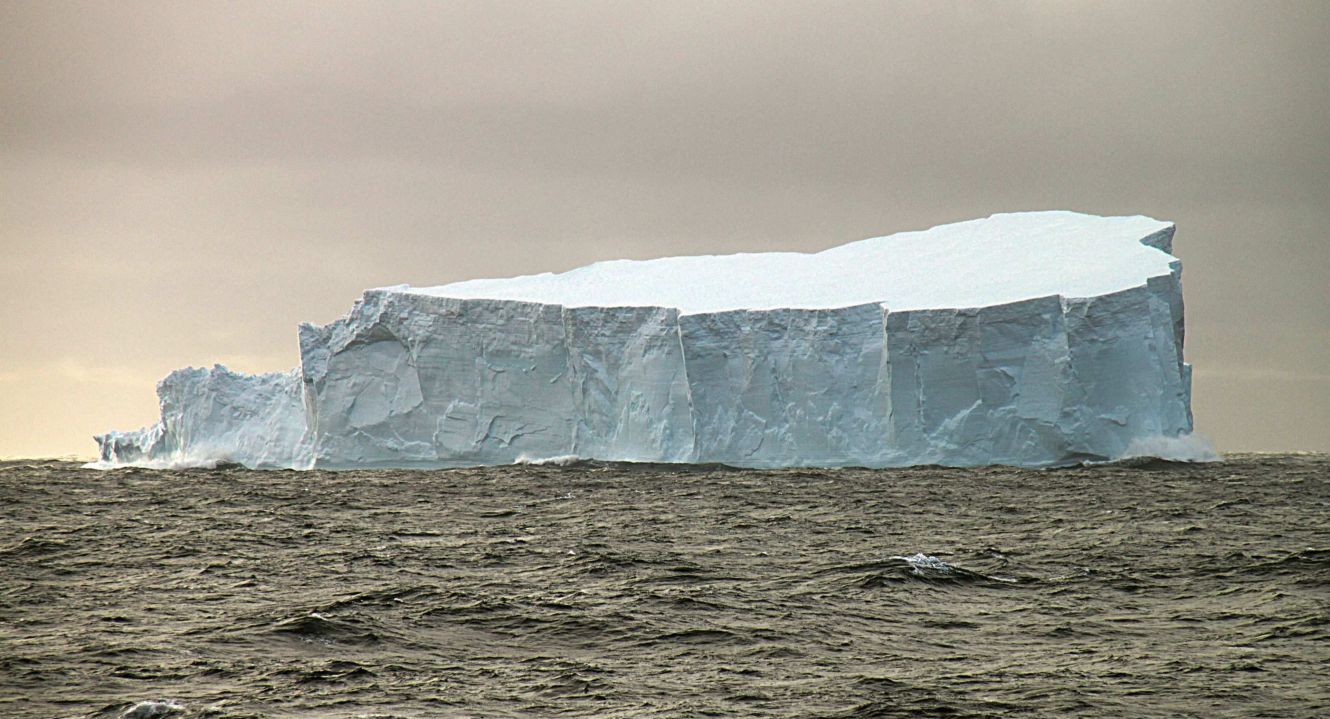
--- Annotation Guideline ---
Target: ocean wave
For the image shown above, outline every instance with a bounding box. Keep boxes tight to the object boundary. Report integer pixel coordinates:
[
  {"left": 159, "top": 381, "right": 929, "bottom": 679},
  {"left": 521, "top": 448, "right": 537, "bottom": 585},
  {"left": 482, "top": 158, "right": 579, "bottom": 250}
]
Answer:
[{"left": 7, "top": 454, "right": 1327, "bottom": 718}]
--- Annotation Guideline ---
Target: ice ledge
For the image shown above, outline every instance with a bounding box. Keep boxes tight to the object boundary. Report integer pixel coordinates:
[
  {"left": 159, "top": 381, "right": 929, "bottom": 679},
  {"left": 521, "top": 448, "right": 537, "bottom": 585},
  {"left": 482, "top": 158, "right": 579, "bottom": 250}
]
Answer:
[{"left": 93, "top": 365, "right": 311, "bottom": 470}]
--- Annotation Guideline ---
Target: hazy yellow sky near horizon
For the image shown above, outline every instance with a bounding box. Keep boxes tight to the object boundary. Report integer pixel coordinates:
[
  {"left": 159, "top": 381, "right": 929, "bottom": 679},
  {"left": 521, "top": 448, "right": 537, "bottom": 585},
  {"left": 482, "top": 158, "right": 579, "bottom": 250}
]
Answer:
[{"left": 3, "top": 1, "right": 1328, "bottom": 458}]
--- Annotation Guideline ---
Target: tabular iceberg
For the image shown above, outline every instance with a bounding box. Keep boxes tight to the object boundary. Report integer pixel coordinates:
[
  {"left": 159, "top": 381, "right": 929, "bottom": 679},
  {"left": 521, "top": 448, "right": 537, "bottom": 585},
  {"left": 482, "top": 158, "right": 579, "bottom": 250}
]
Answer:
[{"left": 96, "top": 211, "right": 1198, "bottom": 469}]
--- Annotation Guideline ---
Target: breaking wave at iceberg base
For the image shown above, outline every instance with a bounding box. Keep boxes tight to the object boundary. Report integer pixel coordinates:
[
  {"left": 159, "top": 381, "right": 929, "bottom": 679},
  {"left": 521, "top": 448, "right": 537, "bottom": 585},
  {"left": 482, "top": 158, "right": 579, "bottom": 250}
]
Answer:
[
  {"left": 83, "top": 454, "right": 245, "bottom": 471},
  {"left": 88, "top": 442, "right": 1225, "bottom": 471},
  {"left": 1117, "top": 433, "right": 1221, "bottom": 463},
  {"left": 513, "top": 454, "right": 586, "bottom": 467}
]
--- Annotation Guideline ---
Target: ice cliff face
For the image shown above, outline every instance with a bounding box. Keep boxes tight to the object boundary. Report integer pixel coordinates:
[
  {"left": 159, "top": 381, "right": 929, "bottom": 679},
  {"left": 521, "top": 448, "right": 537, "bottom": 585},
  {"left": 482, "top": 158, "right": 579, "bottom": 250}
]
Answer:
[{"left": 96, "top": 211, "right": 1197, "bottom": 469}]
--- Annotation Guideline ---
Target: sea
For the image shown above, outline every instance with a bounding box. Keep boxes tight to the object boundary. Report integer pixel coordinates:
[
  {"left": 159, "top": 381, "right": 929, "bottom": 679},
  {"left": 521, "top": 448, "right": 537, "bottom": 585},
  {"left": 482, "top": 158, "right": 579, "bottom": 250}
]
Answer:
[{"left": 2, "top": 454, "right": 1327, "bottom": 718}]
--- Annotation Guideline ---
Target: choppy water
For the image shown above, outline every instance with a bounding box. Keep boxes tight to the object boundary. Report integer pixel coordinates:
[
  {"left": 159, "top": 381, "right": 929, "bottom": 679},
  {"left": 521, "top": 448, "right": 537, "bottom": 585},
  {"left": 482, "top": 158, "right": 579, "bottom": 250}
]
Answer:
[{"left": 2, "top": 454, "right": 1327, "bottom": 718}]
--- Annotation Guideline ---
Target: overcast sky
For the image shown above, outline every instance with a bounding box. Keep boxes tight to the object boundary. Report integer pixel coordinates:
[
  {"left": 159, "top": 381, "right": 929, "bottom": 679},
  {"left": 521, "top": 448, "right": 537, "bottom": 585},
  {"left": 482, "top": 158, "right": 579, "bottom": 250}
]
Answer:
[{"left": 3, "top": 0, "right": 1328, "bottom": 458}]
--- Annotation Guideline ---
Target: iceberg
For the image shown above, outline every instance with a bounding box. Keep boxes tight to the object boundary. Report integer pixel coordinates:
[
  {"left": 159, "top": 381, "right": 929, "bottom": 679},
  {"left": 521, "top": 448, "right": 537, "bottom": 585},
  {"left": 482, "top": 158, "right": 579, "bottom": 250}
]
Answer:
[{"left": 96, "top": 211, "right": 1197, "bottom": 469}]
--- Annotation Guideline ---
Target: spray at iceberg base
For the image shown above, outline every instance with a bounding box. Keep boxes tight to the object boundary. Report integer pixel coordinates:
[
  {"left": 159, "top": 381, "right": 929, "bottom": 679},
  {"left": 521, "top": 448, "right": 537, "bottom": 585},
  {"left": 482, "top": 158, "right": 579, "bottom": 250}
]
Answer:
[{"left": 96, "top": 211, "right": 1211, "bottom": 470}]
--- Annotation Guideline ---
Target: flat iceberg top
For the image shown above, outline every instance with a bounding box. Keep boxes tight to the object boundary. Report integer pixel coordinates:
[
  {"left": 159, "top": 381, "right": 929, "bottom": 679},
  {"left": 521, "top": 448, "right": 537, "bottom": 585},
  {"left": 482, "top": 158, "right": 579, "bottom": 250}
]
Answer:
[{"left": 399, "top": 211, "right": 1175, "bottom": 314}]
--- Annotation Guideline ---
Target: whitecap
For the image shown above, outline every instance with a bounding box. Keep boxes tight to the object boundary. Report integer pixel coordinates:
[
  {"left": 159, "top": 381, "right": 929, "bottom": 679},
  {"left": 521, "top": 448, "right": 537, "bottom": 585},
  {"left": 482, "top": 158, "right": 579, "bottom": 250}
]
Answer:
[
  {"left": 891, "top": 553, "right": 956, "bottom": 578},
  {"left": 121, "top": 700, "right": 184, "bottom": 719}
]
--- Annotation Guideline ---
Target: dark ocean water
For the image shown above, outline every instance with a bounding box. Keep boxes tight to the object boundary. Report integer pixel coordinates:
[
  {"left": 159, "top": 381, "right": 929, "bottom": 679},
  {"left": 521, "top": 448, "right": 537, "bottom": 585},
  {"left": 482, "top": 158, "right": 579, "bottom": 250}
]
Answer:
[{"left": 1, "top": 454, "right": 1327, "bottom": 719}]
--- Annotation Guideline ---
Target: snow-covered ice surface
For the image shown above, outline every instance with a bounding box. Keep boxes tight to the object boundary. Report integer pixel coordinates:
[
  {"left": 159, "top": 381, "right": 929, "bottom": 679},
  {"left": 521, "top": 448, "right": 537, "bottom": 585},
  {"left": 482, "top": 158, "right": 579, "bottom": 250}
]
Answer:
[
  {"left": 420, "top": 211, "right": 1176, "bottom": 314},
  {"left": 95, "top": 211, "right": 1203, "bottom": 470}
]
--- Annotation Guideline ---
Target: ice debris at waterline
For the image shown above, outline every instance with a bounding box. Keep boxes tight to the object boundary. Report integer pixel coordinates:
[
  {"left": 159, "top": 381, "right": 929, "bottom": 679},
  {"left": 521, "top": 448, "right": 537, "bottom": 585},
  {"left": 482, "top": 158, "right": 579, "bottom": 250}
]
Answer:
[{"left": 95, "top": 211, "right": 1204, "bottom": 470}]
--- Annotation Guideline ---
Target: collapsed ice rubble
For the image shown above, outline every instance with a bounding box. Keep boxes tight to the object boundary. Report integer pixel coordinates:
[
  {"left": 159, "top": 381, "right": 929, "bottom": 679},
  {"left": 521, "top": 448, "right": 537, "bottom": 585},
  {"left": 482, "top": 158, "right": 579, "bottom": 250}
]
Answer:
[{"left": 96, "top": 211, "right": 1199, "bottom": 469}]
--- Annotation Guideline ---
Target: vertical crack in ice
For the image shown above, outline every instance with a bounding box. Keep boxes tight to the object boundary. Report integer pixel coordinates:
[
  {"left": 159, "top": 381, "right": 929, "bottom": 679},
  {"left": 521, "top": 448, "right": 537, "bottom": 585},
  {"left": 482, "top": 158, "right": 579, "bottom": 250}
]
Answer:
[{"left": 674, "top": 312, "right": 701, "bottom": 463}]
